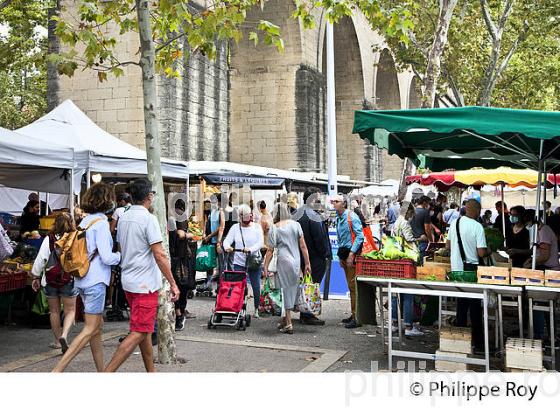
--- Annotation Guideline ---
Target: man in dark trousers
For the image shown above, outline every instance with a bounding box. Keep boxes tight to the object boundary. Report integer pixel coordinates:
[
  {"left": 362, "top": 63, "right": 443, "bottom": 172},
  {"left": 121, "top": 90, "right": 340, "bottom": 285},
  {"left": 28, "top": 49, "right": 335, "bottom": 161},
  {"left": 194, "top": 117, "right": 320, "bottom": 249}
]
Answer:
[{"left": 295, "top": 187, "right": 331, "bottom": 325}]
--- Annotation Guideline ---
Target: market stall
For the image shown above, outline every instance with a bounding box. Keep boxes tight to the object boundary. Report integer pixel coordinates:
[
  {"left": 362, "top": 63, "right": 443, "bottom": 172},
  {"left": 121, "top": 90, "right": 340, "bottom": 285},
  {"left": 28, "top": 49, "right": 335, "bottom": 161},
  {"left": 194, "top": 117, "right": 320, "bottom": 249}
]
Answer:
[
  {"left": 351, "top": 105, "right": 560, "bottom": 371},
  {"left": 17, "top": 100, "right": 190, "bottom": 187}
]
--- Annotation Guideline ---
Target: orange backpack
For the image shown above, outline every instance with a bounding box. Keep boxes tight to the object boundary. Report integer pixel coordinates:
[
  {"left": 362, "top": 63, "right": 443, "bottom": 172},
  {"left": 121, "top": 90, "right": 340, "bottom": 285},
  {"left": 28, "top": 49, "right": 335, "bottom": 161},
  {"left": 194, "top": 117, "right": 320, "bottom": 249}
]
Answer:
[{"left": 55, "top": 218, "right": 103, "bottom": 278}]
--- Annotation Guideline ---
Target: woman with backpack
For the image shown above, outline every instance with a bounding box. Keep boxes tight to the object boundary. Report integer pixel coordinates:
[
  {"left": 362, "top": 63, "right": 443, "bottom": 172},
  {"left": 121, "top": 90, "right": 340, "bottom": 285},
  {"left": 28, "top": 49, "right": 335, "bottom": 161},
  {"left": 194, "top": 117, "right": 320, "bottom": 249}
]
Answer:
[
  {"left": 31, "top": 213, "right": 77, "bottom": 353},
  {"left": 53, "top": 183, "right": 121, "bottom": 372}
]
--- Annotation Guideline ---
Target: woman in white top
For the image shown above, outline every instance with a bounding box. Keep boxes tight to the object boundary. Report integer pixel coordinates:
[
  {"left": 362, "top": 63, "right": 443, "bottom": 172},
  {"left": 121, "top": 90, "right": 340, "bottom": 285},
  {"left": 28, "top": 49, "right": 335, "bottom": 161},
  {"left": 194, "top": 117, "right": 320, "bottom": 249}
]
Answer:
[
  {"left": 31, "top": 213, "right": 78, "bottom": 352},
  {"left": 223, "top": 204, "right": 264, "bottom": 317},
  {"left": 53, "top": 183, "right": 121, "bottom": 373}
]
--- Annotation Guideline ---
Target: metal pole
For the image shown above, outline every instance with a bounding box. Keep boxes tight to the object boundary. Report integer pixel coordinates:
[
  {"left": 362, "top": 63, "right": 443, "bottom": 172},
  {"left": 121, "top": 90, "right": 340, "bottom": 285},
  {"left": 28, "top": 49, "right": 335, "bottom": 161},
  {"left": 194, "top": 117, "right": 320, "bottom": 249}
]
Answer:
[
  {"left": 86, "top": 169, "right": 91, "bottom": 190},
  {"left": 326, "top": 19, "right": 337, "bottom": 197},
  {"left": 483, "top": 289, "right": 490, "bottom": 372},
  {"left": 323, "top": 258, "right": 331, "bottom": 300},
  {"left": 388, "top": 282, "right": 393, "bottom": 371},
  {"left": 501, "top": 183, "right": 506, "bottom": 247},
  {"left": 532, "top": 140, "right": 544, "bottom": 270},
  {"left": 45, "top": 193, "right": 49, "bottom": 215},
  {"left": 69, "top": 171, "right": 75, "bottom": 217},
  {"left": 543, "top": 161, "right": 547, "bottom": 224}
]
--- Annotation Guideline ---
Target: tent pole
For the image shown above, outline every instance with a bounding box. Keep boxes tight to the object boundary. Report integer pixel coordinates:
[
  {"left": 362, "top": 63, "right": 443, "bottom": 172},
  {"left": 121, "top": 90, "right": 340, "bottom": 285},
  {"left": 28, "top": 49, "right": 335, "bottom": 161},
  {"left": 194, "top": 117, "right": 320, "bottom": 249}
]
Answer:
[
  {"left": 543, "top": 161, "right": 547, "bottom": 224},
  {"left": 86, "top": 169, "right": 91, "bottom": 190},
  {"left": 532, "top": 140, "right": 544, "bottom": 270},
  {"left": 501, "top": 183, "right": 506, "bottom": 247},
  {"left": 70, "top": 171, "right": 75, "bottom": 218},
  {"left": 45, "top": 193, "right": 49, "bottom": 216}
]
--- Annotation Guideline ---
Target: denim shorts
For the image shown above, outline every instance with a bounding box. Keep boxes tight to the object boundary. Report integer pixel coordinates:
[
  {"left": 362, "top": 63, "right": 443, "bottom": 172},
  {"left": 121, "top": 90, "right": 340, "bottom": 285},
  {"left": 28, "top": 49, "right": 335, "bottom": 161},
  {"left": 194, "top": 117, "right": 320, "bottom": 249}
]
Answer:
[
  {"left": 44, "top": 282, "right": 79, "bottom": 299},
  {"left": 77, "top": 283, "right": 107, "bottom": 315}
]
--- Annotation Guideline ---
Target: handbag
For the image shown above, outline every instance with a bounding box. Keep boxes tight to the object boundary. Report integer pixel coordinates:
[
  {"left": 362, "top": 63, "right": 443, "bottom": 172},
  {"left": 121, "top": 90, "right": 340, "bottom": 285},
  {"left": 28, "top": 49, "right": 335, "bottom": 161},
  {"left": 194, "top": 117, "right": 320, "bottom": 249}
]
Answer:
[
  {"left": 239, "top": 225, "right": 263, "bottom": 270},
  {"left": 195, "top": 244, "right": 217, "bottom": 271},
  {"left": 348, "top": 212, "right": 378, "bottom": 255},
  {"left": 295, "top": 272, "right": 322, "bottom": 316}
]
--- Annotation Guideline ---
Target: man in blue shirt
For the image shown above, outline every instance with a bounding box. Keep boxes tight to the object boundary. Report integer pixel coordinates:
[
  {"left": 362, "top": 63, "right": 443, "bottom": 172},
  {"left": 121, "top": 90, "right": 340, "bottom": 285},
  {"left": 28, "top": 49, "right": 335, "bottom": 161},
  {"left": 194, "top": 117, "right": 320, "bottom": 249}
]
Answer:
[{"left": 332, "top": 194, "right": 364, "bottom": 329}]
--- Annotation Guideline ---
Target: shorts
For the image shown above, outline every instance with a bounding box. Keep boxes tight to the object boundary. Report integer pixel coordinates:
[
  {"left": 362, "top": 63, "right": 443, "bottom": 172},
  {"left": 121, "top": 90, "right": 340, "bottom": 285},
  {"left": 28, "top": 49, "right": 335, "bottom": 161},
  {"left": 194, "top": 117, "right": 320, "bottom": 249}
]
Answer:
[
  {"left": 125, "top": 291, "right": 158, "bottom": 333},
  {"left": 77, "top": 283, "right": 107, "bottom": 315},
  {"left": 44, "top": 282, "right": 79, "bottom": 299}
]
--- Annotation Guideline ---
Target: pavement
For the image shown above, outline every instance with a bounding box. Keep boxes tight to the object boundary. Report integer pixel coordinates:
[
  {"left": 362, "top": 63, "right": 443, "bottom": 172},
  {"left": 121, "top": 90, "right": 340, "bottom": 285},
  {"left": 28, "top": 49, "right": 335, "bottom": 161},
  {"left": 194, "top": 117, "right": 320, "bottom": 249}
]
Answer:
[{"left": 0, "top": 296, "right": 445, "bottom": 373}]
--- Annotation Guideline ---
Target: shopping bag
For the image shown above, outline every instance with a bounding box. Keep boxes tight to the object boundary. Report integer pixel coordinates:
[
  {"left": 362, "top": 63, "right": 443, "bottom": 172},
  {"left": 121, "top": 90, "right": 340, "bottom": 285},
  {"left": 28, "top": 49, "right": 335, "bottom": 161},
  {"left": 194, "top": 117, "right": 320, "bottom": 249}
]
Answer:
[
  {"left": 195, "top": 244, "right": 217, "bottom": 272},
  {"left": 259, "top": 277, "right": 283, "bottom": 316},
  {"left": 295, "top": 273, "right": 322, "bottom": 316},
  {"left": 31, "top": 288, "right": 49, "bottom": 316}
]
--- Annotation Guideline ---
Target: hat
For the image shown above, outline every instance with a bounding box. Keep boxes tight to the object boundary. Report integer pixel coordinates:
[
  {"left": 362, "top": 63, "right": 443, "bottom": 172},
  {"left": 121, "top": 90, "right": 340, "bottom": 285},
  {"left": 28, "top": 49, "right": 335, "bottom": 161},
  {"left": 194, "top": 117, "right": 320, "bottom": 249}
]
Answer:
[{"left": 287, "top": 192, "right": 298, "bottom": 209}]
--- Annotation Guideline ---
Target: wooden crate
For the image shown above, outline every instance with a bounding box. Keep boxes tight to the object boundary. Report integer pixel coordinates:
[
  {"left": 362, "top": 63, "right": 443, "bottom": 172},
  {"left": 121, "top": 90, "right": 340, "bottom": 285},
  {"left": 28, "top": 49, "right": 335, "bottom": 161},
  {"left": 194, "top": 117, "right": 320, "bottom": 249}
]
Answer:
[
  {"left": 440, "top": 326, "right": 472, "bottom": 354},
  {"left": 435, "top": 350, "right": 469, "bottom": 372},
  {"left": 434, "top": 255, "right": 451, "bottom": 264},
  {"left": 417, "top": 262, "right": 449, "bottom": 281},
  {"left": 510, "top": 268, "right": 544, "bottom": 286},
  {"left": 477, "top": 266, "right": 510, "bottom": 285},
  {"left": 545, "top": 270, "right": 560, "bottom": 287},
  {"left": 505, "top": 338, "right": 543, "bottom": 371}
]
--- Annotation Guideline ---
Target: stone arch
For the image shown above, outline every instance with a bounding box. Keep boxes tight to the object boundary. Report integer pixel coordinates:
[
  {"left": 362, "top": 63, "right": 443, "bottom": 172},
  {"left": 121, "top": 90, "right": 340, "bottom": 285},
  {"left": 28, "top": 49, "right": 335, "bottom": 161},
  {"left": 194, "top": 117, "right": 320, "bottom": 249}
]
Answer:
[
  {"left": 408, "top": 76, "right": 422, "bottom": 108},
  {"left": 373, "top": 49, "right": 404, "bottom": 181},
  {"left": 320, "top": 16, "right": 370, "bottom": 181},
  {"left": 375, "top": 49, "right": 401, "bottom": 110},
  {"left": 229, "top": 0, "right": 305, "bottom": 170}
]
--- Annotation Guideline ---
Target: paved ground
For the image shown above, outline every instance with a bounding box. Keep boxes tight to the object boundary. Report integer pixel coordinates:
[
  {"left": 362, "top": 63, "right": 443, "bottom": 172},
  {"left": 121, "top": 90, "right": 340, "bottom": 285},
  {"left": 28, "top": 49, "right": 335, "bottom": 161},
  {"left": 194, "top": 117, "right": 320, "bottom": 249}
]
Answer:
[{"left": 0, "top": 296, "right": 449, "bottom": 373}]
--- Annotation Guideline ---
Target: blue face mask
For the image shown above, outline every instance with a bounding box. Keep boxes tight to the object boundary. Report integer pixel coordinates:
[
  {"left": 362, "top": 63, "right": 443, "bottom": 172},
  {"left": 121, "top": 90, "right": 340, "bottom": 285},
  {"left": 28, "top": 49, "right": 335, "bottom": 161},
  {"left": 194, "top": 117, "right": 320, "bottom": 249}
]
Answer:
[{"left": 510, "top": 215, "right": 519, "bottom": 224}]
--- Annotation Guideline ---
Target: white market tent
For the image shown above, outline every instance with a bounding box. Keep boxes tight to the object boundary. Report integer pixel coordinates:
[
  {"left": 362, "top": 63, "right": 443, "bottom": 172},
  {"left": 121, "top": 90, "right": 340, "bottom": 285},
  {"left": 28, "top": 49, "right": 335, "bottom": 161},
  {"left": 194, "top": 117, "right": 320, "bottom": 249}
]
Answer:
[
  {"left": 0, "top": 126, "right": 82, "bottom": 195},
  {"left": 17, "top": 100, "right": 189, "bottom": 186}
]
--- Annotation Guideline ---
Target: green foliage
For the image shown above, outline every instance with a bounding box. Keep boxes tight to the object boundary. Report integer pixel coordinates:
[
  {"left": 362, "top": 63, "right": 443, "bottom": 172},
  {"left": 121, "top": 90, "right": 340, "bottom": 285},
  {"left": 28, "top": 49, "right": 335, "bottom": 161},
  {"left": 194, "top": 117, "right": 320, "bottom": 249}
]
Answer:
[
  {"left": 0, "top": 0, "right": 50, "bottom": 129},
  {"left": 52, "top": 0, "right": 413, "bottom": 79},
  {"left": 381, "top": 0, "right": 560, "bottom": 110}
]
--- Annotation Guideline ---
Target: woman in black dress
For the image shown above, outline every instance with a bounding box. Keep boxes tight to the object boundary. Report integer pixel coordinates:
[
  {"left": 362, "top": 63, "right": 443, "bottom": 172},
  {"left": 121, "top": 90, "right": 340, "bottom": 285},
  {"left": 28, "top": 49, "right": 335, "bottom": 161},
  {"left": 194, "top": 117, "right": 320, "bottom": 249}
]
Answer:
[{"left": 505, "top": 206, "right": 531, "bottom": 267}]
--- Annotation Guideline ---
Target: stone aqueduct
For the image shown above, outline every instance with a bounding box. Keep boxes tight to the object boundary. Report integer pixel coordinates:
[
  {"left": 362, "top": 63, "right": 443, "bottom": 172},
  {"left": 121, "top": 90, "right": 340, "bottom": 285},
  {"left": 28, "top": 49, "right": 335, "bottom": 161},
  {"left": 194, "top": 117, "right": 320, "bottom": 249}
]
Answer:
[{"left": 51, "top": 0, "right": 421, "bottom": 182}]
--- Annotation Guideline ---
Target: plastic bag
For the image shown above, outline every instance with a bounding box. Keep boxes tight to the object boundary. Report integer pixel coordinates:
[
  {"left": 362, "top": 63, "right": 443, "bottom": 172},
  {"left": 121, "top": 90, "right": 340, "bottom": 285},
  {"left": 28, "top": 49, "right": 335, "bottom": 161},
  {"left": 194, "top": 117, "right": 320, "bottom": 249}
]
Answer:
[
  {"left": 31, "top": 288, "right": 49, "bottom": 316},
  {"left": 195, "top": 244, "right": 217, "bottom": 272},
  {"left": 295, "top": 273, "right": 322, "bottom": 316},
  {"left": 259, "top": 277, "right": 283, "bottom": 316}
]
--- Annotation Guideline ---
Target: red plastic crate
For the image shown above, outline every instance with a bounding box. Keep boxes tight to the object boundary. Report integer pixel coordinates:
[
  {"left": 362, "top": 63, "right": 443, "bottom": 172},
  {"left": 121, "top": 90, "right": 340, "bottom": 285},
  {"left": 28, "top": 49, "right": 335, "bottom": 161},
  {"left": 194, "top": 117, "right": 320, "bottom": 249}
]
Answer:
[
  {"left": 355, "top": 257, "right": 416, "bottom": 279},
  {"left": 0, "top": 275, "right": 9, "bottom": 293}
]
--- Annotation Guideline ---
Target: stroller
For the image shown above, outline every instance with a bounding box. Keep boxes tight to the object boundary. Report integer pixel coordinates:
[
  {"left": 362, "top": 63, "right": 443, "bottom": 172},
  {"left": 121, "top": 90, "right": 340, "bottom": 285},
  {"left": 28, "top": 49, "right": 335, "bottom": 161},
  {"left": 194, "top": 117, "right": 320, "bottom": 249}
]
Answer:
[{"left": 207, "top": 251, "right": 251, "bottom": 331}]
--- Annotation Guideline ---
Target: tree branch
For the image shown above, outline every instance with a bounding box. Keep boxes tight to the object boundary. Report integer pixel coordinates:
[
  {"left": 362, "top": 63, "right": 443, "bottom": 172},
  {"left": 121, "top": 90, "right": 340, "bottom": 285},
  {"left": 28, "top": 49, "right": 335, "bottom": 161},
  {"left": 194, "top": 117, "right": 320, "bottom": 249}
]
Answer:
[
  {"left": 0, "top": 0, "right": 13, "bottom": 10},
  {"left": 480, "top": 0, "right": 497, "bottom": 41},
  {"left": 441, "top": 64, "right": 464, "bottom": 106},
  {"left": 155, "top": 32, "right": 188, "bottom": 53},
  {"left": 494, "top": 19, "right": 529, "bottom": 79},
  {"left": 498, "top": 0, "right": 515, "bottom": 31}
]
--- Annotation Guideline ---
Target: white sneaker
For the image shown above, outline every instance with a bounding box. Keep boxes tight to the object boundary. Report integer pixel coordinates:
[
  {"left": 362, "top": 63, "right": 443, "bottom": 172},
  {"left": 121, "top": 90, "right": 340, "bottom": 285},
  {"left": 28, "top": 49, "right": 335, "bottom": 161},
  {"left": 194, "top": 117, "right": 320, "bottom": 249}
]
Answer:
[
  {"left": 253, "top": 311, "right": 260, "bottom": 318},
  {"left": 405, "top": 327, "right": 424, "bottom": 337}
]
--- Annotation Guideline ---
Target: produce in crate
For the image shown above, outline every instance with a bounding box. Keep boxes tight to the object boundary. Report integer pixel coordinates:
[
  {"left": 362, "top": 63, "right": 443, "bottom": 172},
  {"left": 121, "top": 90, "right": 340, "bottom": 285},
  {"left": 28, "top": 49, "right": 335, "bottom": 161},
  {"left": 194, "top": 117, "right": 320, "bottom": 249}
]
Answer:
[{"left": 362, "top": 236, "right": 418, "bottom": 262}]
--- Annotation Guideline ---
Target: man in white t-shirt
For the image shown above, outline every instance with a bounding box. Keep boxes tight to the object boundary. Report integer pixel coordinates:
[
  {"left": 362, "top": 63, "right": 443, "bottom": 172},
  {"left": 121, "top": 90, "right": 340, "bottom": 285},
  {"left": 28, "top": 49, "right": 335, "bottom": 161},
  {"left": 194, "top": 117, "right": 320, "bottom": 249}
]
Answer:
[
  {"left": 447, "top": 199, "right": 490, "bottom": 351},
  {"left": 105, "top": 179, "right": 179, "bottom": 372}
]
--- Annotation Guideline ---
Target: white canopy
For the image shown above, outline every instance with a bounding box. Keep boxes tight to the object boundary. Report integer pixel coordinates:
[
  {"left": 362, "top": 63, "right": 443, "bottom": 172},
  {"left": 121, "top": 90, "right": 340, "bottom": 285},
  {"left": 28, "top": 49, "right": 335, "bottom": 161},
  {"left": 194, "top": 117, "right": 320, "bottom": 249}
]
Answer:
[
  {"left": 0, "top": 127, "right": 82, "bottom": 194},
  {"left": 18, "top": 100, "right": 189, "bottom": 182}
]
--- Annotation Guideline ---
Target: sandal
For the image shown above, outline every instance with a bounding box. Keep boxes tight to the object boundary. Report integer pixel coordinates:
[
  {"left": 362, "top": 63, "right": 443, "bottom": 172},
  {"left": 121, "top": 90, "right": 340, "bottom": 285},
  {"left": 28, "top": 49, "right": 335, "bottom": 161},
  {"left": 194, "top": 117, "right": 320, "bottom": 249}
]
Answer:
[
  {"left": 59, "top": 337, "right": 69, "bottom": 354},
  {"left": 49, "top": 342, "right": 61, "bottom": 349},
  {"left": 279, "top": 324, "right": 293, "bottom": 334}
]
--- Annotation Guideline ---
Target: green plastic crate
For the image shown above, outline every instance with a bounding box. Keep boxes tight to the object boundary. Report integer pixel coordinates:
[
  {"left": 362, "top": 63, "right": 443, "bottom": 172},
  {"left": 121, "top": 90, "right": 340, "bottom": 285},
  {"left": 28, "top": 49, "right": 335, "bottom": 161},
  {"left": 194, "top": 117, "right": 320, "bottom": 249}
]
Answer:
[{"left": 448, "top": 271, "right": 477, "bottom": 283}]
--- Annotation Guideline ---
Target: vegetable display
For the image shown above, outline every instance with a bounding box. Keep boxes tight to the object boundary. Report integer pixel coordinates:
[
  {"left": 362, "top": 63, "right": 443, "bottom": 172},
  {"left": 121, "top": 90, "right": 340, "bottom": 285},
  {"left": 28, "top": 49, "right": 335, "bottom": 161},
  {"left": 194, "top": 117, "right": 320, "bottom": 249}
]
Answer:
[{"left": 362, "top": 236, "right": 418, "bottom": 262}]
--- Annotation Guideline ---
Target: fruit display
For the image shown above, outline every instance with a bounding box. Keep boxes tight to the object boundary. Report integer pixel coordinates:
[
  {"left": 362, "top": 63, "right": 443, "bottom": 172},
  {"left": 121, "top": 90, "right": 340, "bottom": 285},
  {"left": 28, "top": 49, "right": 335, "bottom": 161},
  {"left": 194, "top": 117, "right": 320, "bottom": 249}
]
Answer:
[
  {"left": 22, "top": 230, "right": 41, "bottom": 239},
  {"left": 188, "top": 221, "right": 204, "bottom": 239}
]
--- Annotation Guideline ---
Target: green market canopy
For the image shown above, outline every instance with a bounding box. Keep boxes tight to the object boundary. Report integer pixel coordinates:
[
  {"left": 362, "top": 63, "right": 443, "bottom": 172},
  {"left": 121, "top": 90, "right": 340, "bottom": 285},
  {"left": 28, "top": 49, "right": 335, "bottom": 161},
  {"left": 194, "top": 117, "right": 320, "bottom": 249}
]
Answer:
[{"left": 352, "top": 106, "right": 560, "bottom": 171}]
